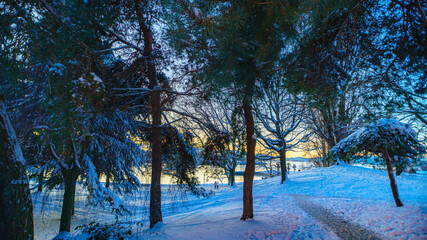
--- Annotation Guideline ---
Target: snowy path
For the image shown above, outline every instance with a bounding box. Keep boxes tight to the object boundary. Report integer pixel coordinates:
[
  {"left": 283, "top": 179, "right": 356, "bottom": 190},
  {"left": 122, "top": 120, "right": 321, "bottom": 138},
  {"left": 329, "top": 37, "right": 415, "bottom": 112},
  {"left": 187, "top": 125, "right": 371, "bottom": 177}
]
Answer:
[
  {"left": 293, "top": 195, "right": 382, "bottom": 240},
  {"left": 143, "top": 189, "right": 341, "bottom": 240}
]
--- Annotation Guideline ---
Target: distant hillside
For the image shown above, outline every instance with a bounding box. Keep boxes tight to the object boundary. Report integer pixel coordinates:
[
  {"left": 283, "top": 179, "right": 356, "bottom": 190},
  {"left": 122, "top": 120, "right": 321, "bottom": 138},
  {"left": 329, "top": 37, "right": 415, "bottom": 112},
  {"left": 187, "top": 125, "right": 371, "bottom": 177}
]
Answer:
[{"left": 287, "top": 157, "right": 312, "bottom": 162}]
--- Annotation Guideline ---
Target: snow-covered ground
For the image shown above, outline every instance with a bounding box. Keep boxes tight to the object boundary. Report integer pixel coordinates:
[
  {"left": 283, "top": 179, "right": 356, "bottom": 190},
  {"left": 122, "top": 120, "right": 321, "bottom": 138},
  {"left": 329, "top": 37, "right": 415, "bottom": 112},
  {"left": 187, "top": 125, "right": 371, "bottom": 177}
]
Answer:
[{"left": 33, "top": 164, "right": 427, "bottom": 239}]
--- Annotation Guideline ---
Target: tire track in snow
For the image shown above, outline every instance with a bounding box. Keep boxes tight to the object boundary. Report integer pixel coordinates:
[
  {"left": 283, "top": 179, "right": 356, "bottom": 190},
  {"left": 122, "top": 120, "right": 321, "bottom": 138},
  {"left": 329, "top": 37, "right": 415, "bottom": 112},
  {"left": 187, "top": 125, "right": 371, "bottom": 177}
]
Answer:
[{"left": 293, "top": 195, "right": 383, "bottom": 240}]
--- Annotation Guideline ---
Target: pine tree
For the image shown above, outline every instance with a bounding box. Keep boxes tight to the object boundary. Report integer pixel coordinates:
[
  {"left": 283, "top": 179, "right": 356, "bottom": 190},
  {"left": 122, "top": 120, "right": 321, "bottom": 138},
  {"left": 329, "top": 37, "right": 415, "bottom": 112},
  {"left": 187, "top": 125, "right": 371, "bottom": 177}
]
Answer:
[
  {"left": 361, "top": 0, "right": 427, "bottom": 126},
  {"left": 0, "top": 95, "right": 34, "bottom": 240},
  {"left": 0, "top": 2, "right": 36, "bottom": 238},
  {"left": 329, "top": 119, "right": 426, "bottom": 207},
  {"left": 164, "top": 0, "right": 299, "bottom": 220},
  {"left": 287, "top": 0, "right": 375, "bottom": 160},
  {"left": 23, "top": 1, "right": 148, "bottom": 235}
]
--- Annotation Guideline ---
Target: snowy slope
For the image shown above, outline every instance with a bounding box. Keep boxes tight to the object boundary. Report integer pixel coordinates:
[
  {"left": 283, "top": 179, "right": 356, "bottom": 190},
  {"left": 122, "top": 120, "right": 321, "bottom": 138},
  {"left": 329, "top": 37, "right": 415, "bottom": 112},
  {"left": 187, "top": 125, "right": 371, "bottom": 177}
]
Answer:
[{"left": 33, "top": 165, "right": 427, "bottom": 240}]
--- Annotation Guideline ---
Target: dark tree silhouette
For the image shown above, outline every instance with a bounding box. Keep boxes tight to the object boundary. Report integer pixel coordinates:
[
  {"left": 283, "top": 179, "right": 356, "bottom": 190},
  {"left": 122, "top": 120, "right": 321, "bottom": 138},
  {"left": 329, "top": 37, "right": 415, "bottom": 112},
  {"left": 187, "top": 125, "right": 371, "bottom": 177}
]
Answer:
[{"left": 0, "top": 96, "right": 34, "bottom": 240}]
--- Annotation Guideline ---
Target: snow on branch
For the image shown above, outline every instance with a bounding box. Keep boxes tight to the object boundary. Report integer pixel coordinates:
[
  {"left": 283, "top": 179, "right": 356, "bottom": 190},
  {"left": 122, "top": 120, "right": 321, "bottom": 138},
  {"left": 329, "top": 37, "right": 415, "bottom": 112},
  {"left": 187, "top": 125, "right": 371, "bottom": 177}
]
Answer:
[
  {"left": 0, "top": 99, "right": 26, "bottom": 164},
  {"left": 329, "top": 119, "right": 426, "bottom": 161},
  {"left": 83, "top": 154, "right": 126, "bottom": 212}
]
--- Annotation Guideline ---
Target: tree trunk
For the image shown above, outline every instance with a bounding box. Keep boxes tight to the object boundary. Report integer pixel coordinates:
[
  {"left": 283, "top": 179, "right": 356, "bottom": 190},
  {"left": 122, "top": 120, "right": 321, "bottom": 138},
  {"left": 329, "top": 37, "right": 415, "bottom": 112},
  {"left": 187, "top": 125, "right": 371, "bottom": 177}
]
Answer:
[
  {"left": 382, "top": 148, "right": 403, "bottom": 207},
  {"left": 134, "top": 0, "right": 162, "bottom": 228},
  {"left": 59, "top": 168, "right": 78, "bottom": 233},
  {"left": 0, "top": 97, "right": 34, "bottom": 240},
  {"left": 279, "top": 148, "right": 287, "bottom": 184},
  {"left": 226, "top": 171, "right": 231, "bottom": 186},
  {"left": 229, "top": 168, "right": 235, "bottom": 186},
  {"left": 241, "top": 101, "right": 255, "bottom": 220},
  {"left": 326, "top": 137, "right": 335, "bottom": 151},
  {"left": 149, "top": 88, "right": 162, "bottom": 228},
  {"left": 37, "top": 169, "right": 44, "bottom": 192},
  {"left": 105, "top": 173, "right": 110, "bottom": 188},
  {"left": 71, "top": 193, "right": 75, "bottom": 216}
]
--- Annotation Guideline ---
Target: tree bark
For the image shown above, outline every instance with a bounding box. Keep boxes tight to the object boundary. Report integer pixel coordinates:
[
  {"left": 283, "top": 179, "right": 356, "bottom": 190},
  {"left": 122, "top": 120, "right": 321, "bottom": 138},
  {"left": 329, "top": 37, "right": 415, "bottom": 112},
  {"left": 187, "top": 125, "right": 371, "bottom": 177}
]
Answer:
[
  {"left": 105, "top": 173, "right": 110, "bottom": 188},
  {"left": 229, "top": 167, "right": 235, "bottom": 186},
  {"left": 37, "top": 169, "right": 44, "bottom": 192},
  {"left": 149, "top": 88, "right": 162, "bottom": 228},
  {"left": 59, "top": 168, "right": 78, "bottom": 233},
  {"left": 279, "top": 147, "right": 287, "bottom": 184},
  {"left": 241, "top": 101, "right": 255, "bottom": 220},
  {"left": 134, "top": 0, "right": 163, "bottom": 228},
  {"left": 382, "top": 148, "right": 403, "bottom": 207},
  {"left": 0, "top": 97, "right": 34, "bottom": 240},
  {"left": 71, "top": 192, "right": 75, "bottom": 216}
]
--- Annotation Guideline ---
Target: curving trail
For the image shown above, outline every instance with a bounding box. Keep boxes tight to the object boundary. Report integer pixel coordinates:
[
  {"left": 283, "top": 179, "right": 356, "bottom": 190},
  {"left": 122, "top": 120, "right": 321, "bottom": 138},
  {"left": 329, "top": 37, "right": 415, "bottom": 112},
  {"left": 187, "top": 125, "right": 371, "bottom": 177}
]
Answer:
[{"left": 293, "top": 195, "right": 383, "bottom": 240}]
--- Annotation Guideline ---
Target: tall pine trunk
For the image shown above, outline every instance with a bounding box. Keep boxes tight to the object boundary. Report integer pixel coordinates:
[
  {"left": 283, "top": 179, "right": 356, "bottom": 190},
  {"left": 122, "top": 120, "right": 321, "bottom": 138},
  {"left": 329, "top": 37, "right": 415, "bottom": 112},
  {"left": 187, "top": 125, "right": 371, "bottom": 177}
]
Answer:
[
  {"left": 134, "top": 0, "right": 162, "bottom": 228},
  {"left": 0, "top": 97, "right": 34, "bottom": 240},
  {"left": 279, "top": 147, "right": 287, "bottom": 184},
  {"left": 382, "top": 148, "right": 403, "bottom": 207},
  {"left": 241, "top": 101, "right": 255, "bottom": 220},
  {"left": 59, "top": 168, "right": 78, "bottom": 233},
  {"left": 149, "top": 88, "right": 162, "bottom": 228}
]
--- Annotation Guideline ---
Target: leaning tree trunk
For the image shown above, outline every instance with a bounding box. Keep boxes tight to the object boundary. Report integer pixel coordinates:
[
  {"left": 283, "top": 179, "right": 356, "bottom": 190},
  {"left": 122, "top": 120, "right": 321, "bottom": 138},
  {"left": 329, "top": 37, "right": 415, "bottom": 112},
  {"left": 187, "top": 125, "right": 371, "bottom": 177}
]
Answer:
[
  {"left": 381, "top": 148, "right": 403, "bottom": 207},
  {"left": 0, "top": 97, "right": 34, "bottom": 240},
  {"left": 134, "top": 0, "right": 163, "bottom": 228},
  {"left": 279, "top": 147, "right": 287, "bottom": 184},
  {"left": 241, "top": 101, "right": 256, "bottom": 220},
  {"left": 59, "top": 168, "right": 78, "bottom": 233}
]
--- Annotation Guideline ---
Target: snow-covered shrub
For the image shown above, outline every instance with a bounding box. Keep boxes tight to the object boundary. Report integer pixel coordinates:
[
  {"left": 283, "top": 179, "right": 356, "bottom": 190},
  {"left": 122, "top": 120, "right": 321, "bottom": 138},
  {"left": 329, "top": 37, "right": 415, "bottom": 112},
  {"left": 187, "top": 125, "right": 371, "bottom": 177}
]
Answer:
[
  {"left": 75, "top": 221, "right": 132, "bottom": 240},
  {"left": 328, "top": 119, "right": 426, "bottom": 206},
  {"left": 329, "top": 119, "right": 425, "bottom": 163}
]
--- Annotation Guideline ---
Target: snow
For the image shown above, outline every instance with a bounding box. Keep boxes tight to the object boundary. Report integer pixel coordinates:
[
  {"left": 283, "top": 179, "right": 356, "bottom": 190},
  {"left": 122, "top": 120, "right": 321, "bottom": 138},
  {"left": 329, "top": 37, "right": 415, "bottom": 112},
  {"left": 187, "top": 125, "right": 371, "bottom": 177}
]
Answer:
[
  {"left": 33, "top": 165, "right": 427, "bottom": 239},
  {"left": 192, "top": 7, "right": 202, "bottom": 19},
  {"left": 83, "top": 153, "right": 125, "bottom": 210},
  {"left": 90, "top": 72, "right": 103, "bottom": 84},
  {"left": 0, "top": 100, "right": 26, "bottom": 164},
  {"left": 49, "top": 63, "right": 65, "bottom": 76},
  {"left": 329, "top": 119, "right": 424, "bottom": 160},
  {"left": 53, "top": 231, "right": 72, "bottom": 240},
  {"left": 76, "top": 73, "right": 104, "bottom": 86},
  {"left": 376, "top": 119, "right": 416, "bottom": 136}
]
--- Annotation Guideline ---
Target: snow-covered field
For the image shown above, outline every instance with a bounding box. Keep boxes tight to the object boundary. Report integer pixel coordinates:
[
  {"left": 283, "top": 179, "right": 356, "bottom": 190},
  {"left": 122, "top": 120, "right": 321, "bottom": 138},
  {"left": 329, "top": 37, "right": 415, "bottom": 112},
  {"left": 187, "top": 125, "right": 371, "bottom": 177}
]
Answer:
[{"left": 33, "top": 164, "right": 427, "bottom": 239}]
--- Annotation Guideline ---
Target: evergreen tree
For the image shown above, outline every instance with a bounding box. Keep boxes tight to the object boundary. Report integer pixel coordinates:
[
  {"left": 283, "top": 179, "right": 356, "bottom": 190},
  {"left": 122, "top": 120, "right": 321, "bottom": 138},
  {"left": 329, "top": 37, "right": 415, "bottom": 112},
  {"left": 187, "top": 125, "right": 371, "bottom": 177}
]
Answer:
[
  {"left": 361, "top": 0, "right": 427, "bottom": 126},
  {"left": 287, "top": 0, "right": 375, "bottom": 161},
  {"left": 21, "top": 1, "right": 148, "bottom": 235},
  {"left": 132, "top": 0, "right": 165, "bottom": 228},
  {"left": 0, "top": 2, "right": 36, "bottom": 239},
  {"left": 0, "top": 95, "right": 34, "bottom": 240},
  {"left": 164, "top": 0, "right": 299, "bottom": 220},
  {"left": 329, "top": 119, "right": 426, "bottom": 207}
]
